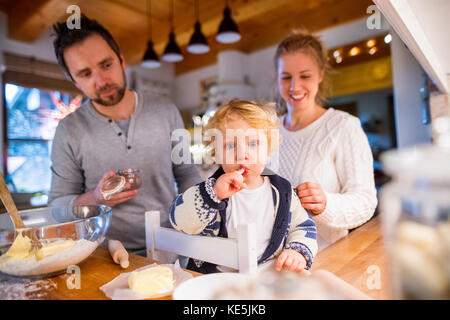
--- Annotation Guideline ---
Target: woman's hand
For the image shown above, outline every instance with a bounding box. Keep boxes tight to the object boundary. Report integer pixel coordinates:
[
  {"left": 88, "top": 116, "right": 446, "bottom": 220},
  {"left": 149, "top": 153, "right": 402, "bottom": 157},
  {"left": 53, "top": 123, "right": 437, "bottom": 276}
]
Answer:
[
  {"left": 275, "top": 249, "right": 307, "bottom": 272},
  {"left": 213, "top": 169, "right": 247, "bottom": 200},
  {"left": 296, "top": 182, "right": 327, "bottom": 215}
]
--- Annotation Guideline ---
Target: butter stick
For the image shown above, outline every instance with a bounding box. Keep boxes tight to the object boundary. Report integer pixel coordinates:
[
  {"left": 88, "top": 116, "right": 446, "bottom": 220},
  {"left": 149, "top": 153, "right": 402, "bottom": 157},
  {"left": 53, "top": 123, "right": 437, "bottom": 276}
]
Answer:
[{"left": 35, "top": 239, "right": 75, "bottom": 261}]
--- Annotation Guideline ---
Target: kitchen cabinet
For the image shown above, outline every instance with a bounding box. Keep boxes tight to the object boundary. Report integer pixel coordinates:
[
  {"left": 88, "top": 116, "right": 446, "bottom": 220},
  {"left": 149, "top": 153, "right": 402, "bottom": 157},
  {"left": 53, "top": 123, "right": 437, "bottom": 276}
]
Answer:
[{"left": 374, "top": 0, "right": 449, "bottom": 93}]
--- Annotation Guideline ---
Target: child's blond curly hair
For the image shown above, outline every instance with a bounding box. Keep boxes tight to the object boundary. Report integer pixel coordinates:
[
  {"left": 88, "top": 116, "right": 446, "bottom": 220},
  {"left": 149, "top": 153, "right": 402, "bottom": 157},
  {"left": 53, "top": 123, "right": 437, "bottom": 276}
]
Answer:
[{"left": 203, "top": 100, "right": 281, "bottom": 157}]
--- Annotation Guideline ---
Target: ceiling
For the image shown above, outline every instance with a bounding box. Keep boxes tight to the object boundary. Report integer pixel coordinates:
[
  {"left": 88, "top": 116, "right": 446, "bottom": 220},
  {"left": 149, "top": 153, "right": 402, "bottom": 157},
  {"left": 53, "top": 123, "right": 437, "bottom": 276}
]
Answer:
[{"left": 0, "top": 0, "right": 374, "bottom": 74}]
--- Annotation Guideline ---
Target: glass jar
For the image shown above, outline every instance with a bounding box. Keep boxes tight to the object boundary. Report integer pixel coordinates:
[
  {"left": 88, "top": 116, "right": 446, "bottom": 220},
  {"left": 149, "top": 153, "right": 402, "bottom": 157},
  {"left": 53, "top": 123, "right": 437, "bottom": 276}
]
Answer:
[
  {"left": 116, "top": 168, "right": 142, "bottom": 190},
  {"left": 380, "top": 117, "right": 450, "bottom": 299},
  {"left": 100, "top": 175, "right": 126, "bottom": 200}
]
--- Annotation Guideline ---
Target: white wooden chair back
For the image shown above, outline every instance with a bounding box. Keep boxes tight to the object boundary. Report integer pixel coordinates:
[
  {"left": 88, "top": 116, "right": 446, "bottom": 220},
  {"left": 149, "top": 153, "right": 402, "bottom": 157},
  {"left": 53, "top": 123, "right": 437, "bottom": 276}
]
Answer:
[{"left": 145, "top": 210, "right": 258, "bottom": 274}]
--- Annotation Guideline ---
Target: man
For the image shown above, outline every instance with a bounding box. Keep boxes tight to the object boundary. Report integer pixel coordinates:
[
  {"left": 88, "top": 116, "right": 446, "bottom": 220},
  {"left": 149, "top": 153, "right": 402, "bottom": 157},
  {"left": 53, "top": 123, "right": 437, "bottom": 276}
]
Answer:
[{"left": 49, "top": 15, "right": 201, "bottom": 255}]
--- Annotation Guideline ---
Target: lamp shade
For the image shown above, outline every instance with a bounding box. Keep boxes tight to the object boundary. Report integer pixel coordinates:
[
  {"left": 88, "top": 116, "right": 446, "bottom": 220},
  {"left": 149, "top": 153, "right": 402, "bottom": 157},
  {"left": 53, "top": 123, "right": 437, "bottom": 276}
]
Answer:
[
  {"left": 162, "top": 31, "right": 183, "bottom": 62},
  {"left": 188, "top": 22, "right": 210, "bottom": 54},
  {"left": 216, "top": 6, "right": 240, "bottom": 44},
  {"left": 141, "top": 41, "right": 161, "bottom": 68}
]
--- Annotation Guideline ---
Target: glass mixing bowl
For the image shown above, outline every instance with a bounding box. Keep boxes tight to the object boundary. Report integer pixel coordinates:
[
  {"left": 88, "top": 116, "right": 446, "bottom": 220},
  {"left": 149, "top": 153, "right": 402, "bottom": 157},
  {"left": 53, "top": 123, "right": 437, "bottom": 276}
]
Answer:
[{"left": 0, "top": 205, "right": 112, "bottom": 278}]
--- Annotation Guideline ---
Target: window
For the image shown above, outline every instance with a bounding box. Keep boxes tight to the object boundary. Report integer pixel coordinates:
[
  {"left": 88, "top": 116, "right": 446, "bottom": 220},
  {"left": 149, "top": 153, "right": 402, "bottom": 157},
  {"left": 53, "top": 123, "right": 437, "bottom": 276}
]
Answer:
[{"left": 4, "top": 83, "right": 84, "bottom": 194}]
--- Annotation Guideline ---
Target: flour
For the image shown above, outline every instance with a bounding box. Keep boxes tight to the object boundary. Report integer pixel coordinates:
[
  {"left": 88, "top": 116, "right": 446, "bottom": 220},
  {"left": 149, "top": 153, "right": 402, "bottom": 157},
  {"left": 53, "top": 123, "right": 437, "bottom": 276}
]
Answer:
[
  {"left": 0, "top": 275, "right": 57, "bottom": 300},
  {"left": 0, "top": 239, "right": 97, "bottom": 276}
]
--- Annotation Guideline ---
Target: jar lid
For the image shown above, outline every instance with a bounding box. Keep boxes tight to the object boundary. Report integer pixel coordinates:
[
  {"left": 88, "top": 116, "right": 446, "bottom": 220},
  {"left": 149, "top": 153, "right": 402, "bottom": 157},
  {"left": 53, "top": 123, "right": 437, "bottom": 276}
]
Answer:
[
  {"left": 101, "top": 176, "right": 126, "bottom": 198},
  {"left": 381, "top": 117, "right": 450, "bottom": 181},
  {"left": 117, "top": 168, "right": 140, "bottom": 174}
]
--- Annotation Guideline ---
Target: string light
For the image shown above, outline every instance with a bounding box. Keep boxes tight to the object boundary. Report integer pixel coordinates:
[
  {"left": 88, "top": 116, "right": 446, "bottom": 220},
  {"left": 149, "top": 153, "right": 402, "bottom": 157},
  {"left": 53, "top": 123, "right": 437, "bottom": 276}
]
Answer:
[
  {"left": 349, "top": 46, "right": 360, "bottom": 56},
  {"left": 366, "top": 39, "right": 376, "bottom": 47},
  {"left": 384, "top": 34, "right": 392, "bottom": 44},
  {"left": 369, "top": 47, "right": 378, "bottom": 55}
]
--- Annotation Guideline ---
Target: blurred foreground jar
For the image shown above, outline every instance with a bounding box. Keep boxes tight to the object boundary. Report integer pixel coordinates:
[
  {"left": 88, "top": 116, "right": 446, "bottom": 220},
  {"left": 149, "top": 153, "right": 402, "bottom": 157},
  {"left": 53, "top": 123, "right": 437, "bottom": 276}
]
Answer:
[{"left": 380, "top": 117, "right": 450, "bottom": 299}]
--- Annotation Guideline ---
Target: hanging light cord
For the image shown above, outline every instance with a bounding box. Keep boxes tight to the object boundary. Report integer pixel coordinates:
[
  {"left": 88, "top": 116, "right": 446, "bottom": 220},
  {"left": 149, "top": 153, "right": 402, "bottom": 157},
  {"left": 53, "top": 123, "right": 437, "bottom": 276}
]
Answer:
[
  {"left": 170, "top": 0, "right": 174, "bottom": 31},
  {"left": 195, "top": 0, "right": 199, "bottom": 22},
  {"left": 147, "top": 0, "right": 152, "bottom": 41}
]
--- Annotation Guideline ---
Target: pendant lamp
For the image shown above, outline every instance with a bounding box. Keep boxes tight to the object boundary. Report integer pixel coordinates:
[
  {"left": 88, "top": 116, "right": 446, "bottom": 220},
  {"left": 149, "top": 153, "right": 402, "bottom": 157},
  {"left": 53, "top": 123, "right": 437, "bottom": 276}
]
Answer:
[
  {"left": 187, "top": 0, "right": 209, "bottom": 54},
  {"left": 142, "top": 0, "right": 160, "bottom": 68},
  {"left": 162, "top": 0, "right": 183, "bottom": 62},
  {"left": 216, "top": 0, "right": 241, "bottom": 44}
]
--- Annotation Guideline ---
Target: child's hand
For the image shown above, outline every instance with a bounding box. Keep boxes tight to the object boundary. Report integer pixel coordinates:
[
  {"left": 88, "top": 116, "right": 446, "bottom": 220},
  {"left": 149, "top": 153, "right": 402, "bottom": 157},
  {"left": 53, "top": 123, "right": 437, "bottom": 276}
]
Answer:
[
  {"left": 275, "top": 249, "right": 307, "bottom": 273},
  {"left": 213, "top": 169, "right": 247, "bottom": 200}
]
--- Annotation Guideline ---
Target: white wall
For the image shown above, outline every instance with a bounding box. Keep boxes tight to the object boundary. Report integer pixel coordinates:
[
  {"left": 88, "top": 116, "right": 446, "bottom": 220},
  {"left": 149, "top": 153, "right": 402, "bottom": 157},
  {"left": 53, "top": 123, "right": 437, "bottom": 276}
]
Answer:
[
  {"left": 126, "top": 62, "right": 175, "bottom": 98},
  {"left": 408, "top": 0, "right": 450, "bottom": 76},
  {"left": 390, "top": 31, "right": 432, "bottom": 148},
  {"left": 0, "top": 12, "right": 57, "bottom": 63},
  {"left": 128, "top": 63, "right": 174, "bottom": 84},
  {"left": 375, "top": 0, "right": 449, "bottom": 93},
  {"left": 249, "top": 46, "right": 278, "bottom": 103},
  {"left": 173, "top": 64, "right": 218, "bottom": 110}
]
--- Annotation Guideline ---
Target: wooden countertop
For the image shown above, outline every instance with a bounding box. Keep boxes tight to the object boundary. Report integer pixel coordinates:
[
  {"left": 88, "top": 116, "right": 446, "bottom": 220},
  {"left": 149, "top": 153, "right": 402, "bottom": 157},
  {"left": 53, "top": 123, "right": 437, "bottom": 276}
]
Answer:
[
  {"left": 311, "top": 216, "right": 391, "bottom": 299},
  {"left": 0, "top": 216, "right": 390, "bottom": 300},
  {"left": 0, "top": 246, "right": 200, "bottom": 300}
]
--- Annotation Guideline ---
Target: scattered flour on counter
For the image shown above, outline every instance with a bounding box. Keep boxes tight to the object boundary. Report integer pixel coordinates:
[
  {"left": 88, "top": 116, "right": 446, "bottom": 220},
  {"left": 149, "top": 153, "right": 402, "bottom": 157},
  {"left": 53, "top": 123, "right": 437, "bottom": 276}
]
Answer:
[
  {"left": 0, "top": 275, "right": 57, "bottom": 300},
  {"left": 0, "top": 239, "right": 97, "bottom": 276}
]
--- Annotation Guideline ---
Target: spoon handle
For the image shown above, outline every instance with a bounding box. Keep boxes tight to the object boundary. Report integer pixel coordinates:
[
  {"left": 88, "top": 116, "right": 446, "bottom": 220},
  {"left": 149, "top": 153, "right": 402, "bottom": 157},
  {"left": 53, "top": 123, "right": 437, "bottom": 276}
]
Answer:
[{"left": 0, "top": 172, "right": 26, "bottom": 228}]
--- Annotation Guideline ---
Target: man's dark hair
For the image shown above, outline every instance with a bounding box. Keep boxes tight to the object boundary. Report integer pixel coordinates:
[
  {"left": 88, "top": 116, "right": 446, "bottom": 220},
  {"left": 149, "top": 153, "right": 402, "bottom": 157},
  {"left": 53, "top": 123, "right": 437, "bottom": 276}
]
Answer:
[{"left": 52, "top": 14, "right": 122, "bottom": 82}]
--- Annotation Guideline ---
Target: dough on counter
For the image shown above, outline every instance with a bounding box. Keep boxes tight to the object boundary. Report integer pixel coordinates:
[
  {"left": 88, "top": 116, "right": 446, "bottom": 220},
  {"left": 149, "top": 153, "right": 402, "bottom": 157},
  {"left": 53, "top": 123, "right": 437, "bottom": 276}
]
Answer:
[
  {"left": 128, "top": 266, "right": 174, "bottom": 296},
  {"left": 5, "top": 232, "right": 33, "bottom": 259}
]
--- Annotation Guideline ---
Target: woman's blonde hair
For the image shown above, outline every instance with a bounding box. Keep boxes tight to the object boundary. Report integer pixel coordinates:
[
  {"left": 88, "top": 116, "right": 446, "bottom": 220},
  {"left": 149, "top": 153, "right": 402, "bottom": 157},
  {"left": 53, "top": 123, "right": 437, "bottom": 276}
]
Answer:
[
  {"left": 204, "top": 100, "right": 281, "bottom": 156},
  {"left": 273, "top": 29, "right": 333, "bottom": 115}
]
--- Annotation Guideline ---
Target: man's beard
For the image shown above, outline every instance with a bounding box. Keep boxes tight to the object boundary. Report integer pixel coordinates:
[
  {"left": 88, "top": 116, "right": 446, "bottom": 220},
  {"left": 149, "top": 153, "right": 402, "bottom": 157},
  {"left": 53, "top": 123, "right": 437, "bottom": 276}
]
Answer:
[{"left": 92, "top": 74, "right": 127, "bottom": 106}]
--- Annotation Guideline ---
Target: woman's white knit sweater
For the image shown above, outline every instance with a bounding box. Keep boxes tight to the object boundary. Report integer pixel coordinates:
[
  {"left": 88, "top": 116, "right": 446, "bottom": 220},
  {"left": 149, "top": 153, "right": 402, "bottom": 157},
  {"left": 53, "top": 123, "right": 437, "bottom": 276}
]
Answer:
[{"left": 271, "top": 108, "right": 378, "bottom": 251}]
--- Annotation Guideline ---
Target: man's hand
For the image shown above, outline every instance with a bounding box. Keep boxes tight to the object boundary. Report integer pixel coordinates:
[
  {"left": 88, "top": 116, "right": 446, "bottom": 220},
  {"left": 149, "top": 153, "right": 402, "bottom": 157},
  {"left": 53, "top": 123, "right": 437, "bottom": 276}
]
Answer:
[{"left": 74, "top": 171, "right": 138, "bottom": 208}]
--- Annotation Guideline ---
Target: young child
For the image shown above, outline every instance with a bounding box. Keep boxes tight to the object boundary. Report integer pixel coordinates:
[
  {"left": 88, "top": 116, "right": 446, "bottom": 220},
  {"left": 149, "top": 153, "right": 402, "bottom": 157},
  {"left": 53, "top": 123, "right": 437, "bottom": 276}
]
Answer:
[{"left": 169, "top": 100, "right": 318, "bottom": 274}]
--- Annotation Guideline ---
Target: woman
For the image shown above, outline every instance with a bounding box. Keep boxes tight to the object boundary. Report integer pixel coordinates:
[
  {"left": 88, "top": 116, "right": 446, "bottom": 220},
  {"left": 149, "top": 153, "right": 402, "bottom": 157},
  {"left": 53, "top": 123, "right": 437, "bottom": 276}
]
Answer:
[{"left": 272, "top": 30, "right": 377, "bottom": 251}]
